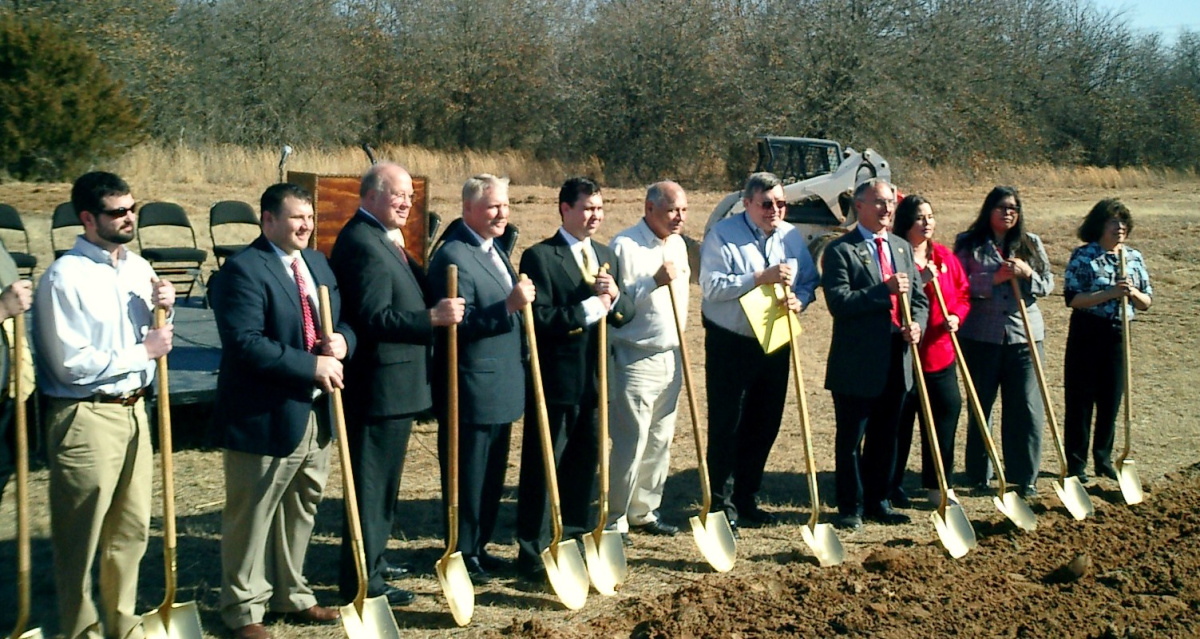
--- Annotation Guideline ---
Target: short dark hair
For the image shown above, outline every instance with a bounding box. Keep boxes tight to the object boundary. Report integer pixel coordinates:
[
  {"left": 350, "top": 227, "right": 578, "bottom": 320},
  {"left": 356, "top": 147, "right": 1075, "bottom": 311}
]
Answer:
[
  {"left": 1077, "top": 198, "right": 1133, "bottom": 243},
  {"left": 742, "top": 172, "right": 782, "bottom": 201},
  {"left": 71, "top": 171, "right": 130, "bottom": 218},
  {"left": 892, "top": 194, "right": 931, "bottom": 240},
  {"left": 261, "top": 183, "right": 313, "bottom": 219},
  {"left": 558, "top": 176, "right": 600, "bottom": 208}
]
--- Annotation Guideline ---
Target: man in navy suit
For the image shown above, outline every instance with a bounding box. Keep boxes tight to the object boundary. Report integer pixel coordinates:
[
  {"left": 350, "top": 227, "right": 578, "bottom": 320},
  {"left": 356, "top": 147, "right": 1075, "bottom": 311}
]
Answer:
[
  {"left": 428, "top": 174, "right": 536, "bottom": 582},
  {"left": 515, "top": 176, "right": 635, "bottom": 579},
  {"left": 822, "top": 178, "right": 928, "bottom": 532},
  {"left": 330, "top": 162, "right": 465, "bottom": 606},
  {"left": 210, "top": 183, "right": 356, "bottom": 637}
]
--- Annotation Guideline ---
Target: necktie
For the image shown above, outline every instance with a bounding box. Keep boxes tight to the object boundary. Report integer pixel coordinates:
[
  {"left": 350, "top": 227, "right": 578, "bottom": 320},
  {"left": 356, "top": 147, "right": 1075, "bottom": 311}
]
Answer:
[
  {"left": 580, "top": 246, "right": 596, "bottom": 284},
  {"left": 875, "top": 236, "right": 900, "bottom": 327},
  {"left": 291, "top": 258, "right": 318, "bottom": 352},
  {"left": 488, "top": 245, "right": 513, "bottom": 292}
]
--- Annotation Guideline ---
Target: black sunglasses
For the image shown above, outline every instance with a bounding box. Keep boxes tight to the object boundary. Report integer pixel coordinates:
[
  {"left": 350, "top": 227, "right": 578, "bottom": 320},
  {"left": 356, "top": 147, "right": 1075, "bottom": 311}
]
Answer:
[{"left": 96, "top": 204, "right": 138, "bottom": 217}]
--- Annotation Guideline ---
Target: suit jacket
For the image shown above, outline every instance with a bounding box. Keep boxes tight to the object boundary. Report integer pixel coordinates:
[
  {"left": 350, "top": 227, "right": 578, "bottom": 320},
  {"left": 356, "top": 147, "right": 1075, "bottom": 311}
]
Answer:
[
  {"left": 210, "top": 235, "right": 356, "bottom": 457},
  {"left": 822, "top": 229, "right": 929, "bottom": 398},
  {"left": 428, "top": 223, "right": 525, "bottom": 425},
  {"left": 330, "top": 211, "right": 435, "bottom": 419},
  {"left": 519, "top": 231, "right": 635, "bottom": 406}
]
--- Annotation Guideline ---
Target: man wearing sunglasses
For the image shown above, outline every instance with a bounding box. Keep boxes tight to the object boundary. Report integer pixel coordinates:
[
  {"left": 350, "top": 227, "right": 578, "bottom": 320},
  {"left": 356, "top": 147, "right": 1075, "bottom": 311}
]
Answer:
[
  {"left": 33, "top": 171, "right": 176, "bottom": 639},
  {"left": 698, "top": 172, "right": 818, "bottom": 535}
]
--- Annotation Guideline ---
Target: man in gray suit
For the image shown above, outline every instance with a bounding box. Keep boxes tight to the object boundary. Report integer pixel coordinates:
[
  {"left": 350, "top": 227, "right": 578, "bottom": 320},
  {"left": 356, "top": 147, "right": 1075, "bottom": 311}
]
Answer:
[
  {"left": 429, "top": 175, "right": 535, "bottom": 583},
  {"left": 822, "top": 178, "right": 928, "bottom": 531}
]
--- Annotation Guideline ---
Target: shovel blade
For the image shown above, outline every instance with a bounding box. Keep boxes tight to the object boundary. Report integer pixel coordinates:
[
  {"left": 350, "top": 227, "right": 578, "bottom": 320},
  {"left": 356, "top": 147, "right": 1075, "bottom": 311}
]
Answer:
[
  {"left": 1117, "top": 460, "right": 1144, "bottom": 505},
  {"left": 689, "top": 511, "right": 736, "bottom": 573},
  {"left": 8, "top": 627, "right": 45, "bottom": 639},
  {"left": 340, "top": 596, "right": 402, "bottom": 639},
  {"left": 583, "top": 531, "right": 627, "bottom": 596},
  {"left": 142, "top": 602, "right": 204, "bottom": 639},
  {"left": 931, "top": 505, "right": 977, "bottom": 559},
  {"left": 800, "top": 523, "right": 846, "bottom": 567},
  {"left": 435, "top": 552, "right": 475, "bottom": 626},
  {"left": 542, "top": 541, "right": 589, "bottom": 610},
  {"left": 994, "top": 492, "right": 1037, "bottom": 532},
  {"left": 1054, "top": 476, "right": 1095, "bottom": 520}
]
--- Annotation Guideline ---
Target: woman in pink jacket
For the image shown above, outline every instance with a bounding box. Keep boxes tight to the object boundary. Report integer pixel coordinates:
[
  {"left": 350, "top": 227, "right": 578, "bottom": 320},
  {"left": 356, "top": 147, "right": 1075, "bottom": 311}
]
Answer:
[{"left": 888, "top": 194, "right": 971, "bottom": 506}]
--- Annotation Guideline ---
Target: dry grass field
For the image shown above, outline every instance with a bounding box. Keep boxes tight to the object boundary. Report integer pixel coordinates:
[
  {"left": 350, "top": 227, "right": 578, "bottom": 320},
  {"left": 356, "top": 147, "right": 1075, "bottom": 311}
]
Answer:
[{"left": 1, "top": 146, "right": 1199, "bottom": 637}]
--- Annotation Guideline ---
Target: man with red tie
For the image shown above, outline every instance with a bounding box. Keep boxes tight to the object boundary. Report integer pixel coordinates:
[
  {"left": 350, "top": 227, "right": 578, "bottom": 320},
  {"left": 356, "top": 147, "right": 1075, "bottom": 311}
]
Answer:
[
  {"left": 821, "top": 178, "right": 928, "bottom": 532},
  {"left": 210, "top": 183, "right": 356, "bottom": 636}
]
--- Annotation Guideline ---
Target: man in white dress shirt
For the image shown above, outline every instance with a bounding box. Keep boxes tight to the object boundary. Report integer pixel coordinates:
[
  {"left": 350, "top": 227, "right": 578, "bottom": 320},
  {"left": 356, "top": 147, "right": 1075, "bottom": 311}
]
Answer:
[
  {"left": 34, "top": 171, "right": 176, "bottom": 639},
  {"left": 606, "top": 181, "right": 690, "bottom": 542}
]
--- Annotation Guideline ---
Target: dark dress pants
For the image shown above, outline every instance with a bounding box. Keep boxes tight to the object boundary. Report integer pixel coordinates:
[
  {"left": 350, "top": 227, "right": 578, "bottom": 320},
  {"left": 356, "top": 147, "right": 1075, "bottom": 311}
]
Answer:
[
  {"left": 833, "top": 335, "right": 908, "bottom": 516},
  {"left": 893, "top": 364, "right": 962, "bottom": 493},
  {"left": 703, "top": 320, "right": 790, "bottom": 522},
  {"left": 338, "top": 415, "right": 413, "bottom": 599},
  {"left": 438, "top": 419, "right": 512, "bottom": 558},
  {"left": 515, "top": 400, "right": 598, "bottom": 570},
  {"left": 1063, "top": 311, "right": 1124, "bottom": 476},
  {"left": 961, "top": 339, "right": 1045, "bottom": 489}
]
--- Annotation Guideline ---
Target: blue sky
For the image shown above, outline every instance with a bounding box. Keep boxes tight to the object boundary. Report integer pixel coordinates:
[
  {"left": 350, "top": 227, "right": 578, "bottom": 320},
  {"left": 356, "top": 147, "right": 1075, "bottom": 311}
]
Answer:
[{"left": 1091, "top": 0, "right": 1199, "bottom": 42}]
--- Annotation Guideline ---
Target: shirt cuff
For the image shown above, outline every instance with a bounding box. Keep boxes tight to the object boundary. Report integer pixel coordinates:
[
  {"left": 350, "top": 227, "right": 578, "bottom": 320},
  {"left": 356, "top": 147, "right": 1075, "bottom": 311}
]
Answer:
[{"left": 581, "top": 296, "right": 607, "bottom": 326}]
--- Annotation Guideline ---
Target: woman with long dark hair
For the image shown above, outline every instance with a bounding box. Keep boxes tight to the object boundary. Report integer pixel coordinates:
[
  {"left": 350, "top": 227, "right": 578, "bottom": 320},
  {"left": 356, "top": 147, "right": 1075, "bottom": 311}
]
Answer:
[
  {"left": 954, "top": 186, "right": 1054, "bottom": 499},
  {"left": 889, "top": 195, "right": 971, "bottom": 506},
  {"left": 1062, "top": 199, "right": 1152, "bottom": 482}
]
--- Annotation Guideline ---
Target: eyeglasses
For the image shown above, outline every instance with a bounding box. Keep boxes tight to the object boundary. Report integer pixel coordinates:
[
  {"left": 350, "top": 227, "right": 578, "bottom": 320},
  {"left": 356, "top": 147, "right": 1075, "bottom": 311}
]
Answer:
[
  {"left": 865, "top": 198, "right": 896, "bottom": 208},
  {"left": 757, "top": 199, "right": 787, "bottom": 210},
  {"left": 97, "top": 204, "right": 138, "bottom": 217},
  {"left": 993, "top": 205, "right": 1019, "bottom": 214},
  {"left": 376, "top": 188, "right": 413, "bottom": 204}
]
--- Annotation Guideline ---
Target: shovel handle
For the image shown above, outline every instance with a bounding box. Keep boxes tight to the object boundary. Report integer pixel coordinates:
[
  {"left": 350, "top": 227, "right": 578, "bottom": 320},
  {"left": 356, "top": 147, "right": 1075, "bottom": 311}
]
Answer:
[
  {"left": 520, "top": 275, "right": 567, "bottom": 546},
  {"left": 154, "top": 308, "right": 179, "bottom": 606},
  {"left": 443, "top": 266, "right": 461, "bottom": 562},
  {"left": 1006, "top": 276, "right": 1070, "bottom": 477},
  {"left": 900, "top": 293, "right": 954, "bottom": 514},
  {"left": 11, "top": 312, "right": 32, "bottom": 635},
  {"left": 318, "top": 287, "right": 369, "bottom": 609},
  {"left": 667, "top": 280, "right": 715, "bottom": 522},
  {"left": 929, "top": 276, "right": 1010, "bottom": 494},
  {"left": 1119, "top": 248, "right": 1134, "bottom": 461},
  {"left": 594, "top": 265, "right": 610, "bottom": 537},
  {"left": 781, "top": 286, "right": 822, "bottom": 528}
]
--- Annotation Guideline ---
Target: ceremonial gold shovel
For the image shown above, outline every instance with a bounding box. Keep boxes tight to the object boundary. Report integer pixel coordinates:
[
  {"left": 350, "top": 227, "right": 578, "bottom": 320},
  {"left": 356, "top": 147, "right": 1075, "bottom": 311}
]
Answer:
[
  {"left": 929, "top": 276, "right": 1036, "bottom": 531},
  {"left": 435, "top": 266, "right": 475, "bottom": 625},
  {"left": 1008, "top": 277, "right": 1094, "bottom": 520},
  {"left": 583, "top": 267, "right": 628, "bottom": 595},
  {"left": 1115, "top": 248, "right": 1144, "bottom": 505},
  {"left": 666, "top": 281, "right": 736, "bottom": 572},
  {"left": 5, "top": 313, "right": 42, "bottom": 639},
  {"left": 318, "top": 287, "right": 402, "bottom": 638},
  {"left": 521, "top": 275, "right": 590, "bottom": 609},
  {"left": 143, "top": 308, "right": 204, "bottom": 639},
  {"left": 783, "top": 288, "right": 844, "bottom": 567}
]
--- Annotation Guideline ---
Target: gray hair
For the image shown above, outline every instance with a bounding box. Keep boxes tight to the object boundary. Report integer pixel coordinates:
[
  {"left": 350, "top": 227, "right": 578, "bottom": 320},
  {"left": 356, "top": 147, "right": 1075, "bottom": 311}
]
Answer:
[
  {"left": 360, "top": 161, "right": 409, "bottom": 197},
  {"left": 854, "top": 177, "right": 894, "bottom": 201},
  {"left": 462, "top": 173, "right": 510, "bottom": 204},
  {"left": 742, "top": 172, "right": 782, "bottom": 200},
  {"left": 645, "top": 180, "right": 682, "bottom": 208}
]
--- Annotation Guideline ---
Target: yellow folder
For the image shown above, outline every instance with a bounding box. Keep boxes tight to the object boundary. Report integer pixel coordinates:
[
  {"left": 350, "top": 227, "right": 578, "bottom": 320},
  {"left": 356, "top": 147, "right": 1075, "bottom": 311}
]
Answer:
[{"left": 739, "top": 283, "right": 800, "bottom": 354}]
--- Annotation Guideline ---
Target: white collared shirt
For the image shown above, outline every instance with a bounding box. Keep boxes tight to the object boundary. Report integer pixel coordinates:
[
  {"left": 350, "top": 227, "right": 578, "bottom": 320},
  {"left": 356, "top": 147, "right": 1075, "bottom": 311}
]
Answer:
[
  {"left": 857, "top": 224, "right": 892, "bottom": 271},
  {"left": 464, "top": 225, "right": 512, "bottom": 289},
  {"left": 34, "top": 236, "right": 162, "bottom": 398},
  {"left": 610, "top": 219, "right": 689, "bottom": 351}
]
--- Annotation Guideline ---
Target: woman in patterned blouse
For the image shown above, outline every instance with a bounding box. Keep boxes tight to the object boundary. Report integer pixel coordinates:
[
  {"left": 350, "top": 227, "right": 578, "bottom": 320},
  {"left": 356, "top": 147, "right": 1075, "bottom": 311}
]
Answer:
[
  {"left": 1062, "top": 199, "right": 1153, "bottom": 483},
  {"left": 954, "top": 186, "right": 1054, "bottom": 499}
]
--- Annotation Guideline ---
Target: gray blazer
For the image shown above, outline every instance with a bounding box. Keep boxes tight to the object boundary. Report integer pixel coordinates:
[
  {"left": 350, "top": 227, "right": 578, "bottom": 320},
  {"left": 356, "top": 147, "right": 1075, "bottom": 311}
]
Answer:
[
  {"left": 822, "top": 229, "right": 929, "bottom": 398},
  {"left": 428, "top": 223, "right": 525, "bottom": 425},
  {"left": 954, "top": 233, "right": 1053, "bottom": 345}
]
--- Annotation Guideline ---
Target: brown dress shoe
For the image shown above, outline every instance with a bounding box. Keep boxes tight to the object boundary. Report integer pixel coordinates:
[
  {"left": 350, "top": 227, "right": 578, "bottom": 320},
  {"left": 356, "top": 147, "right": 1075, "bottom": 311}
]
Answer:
[
  {"left": 284, "top": 605, "right": 341, "bottom": 624},
  {"left": 233, "top": 623, "right": 272, "bottom": 639}
]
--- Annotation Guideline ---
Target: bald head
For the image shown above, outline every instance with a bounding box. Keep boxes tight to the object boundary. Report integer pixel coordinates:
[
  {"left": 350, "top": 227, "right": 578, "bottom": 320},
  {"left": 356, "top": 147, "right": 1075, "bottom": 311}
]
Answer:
[
  {"left": 644, "top": 180, "right": 687, "bottom": 239},
  {"left": 360, "top": 162, "right": 414, "bottom": 230}
]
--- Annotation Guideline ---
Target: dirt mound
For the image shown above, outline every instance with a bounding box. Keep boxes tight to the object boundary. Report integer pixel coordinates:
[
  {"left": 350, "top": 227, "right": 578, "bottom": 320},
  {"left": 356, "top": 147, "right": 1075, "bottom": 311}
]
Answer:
[{"left": 500, "top": 466, "right": 1200, "bottom": 639}]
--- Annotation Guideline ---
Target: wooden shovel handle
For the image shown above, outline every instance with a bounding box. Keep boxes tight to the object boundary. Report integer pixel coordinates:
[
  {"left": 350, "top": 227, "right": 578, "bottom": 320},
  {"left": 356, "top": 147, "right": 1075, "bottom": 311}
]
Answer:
[
  {"left": 1119, "top": 248, "right": 1134, "bottom": 460},
  {"left": 520, "top": 275, "right": 567, "bottom": 546},
  {"left": 667, "top": 280, "right": 715, "bottom": 522},
  {"left": 781, "top": 286, "right": 822, "bottom": 527},
  {"left": 12, "top": 312, "right": 33, "bottom": 633},
  {"left": 594, "top": 264, "right": 610, "bottom": 536},
  {"left": 443, "top": 265, "right": 460, "bottom": 561},
  {"left": 154, "top": 308, "right": 179, "bottom": 605},
  {"left": 900, "top": 293, "right": 954, "bottom": 513}
]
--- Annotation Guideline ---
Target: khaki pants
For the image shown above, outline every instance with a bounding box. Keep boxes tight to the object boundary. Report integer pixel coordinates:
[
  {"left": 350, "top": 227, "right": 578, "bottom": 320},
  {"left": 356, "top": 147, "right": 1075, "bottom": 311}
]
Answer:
[
  {"left": 46, "top": 397, "right": 152, "bottom": 639},
  {"left": 219, "top": 412, "right": 331, "bottom": 628}
]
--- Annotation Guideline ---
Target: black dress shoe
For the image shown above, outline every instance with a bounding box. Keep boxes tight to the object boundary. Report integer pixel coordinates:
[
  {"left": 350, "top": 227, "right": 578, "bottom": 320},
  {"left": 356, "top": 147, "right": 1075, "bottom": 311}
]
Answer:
[
  {"left": 890, "top": 489, "right": 913, "bottom": 509},
  {"left": 1097, "top": 466, "right": 1119, "bottom": 480},
  {"left": 736, "top": 504, "right": 777, "bottom": 527},
  {"left": 834, "top": 514, "right": 863, "bottom": 531},
  {"left": 463, "top": 556, "right": 492, "bottom": 584},
  {"left": 632, "top": 519, "right": 680, "bottom": 536},
  {"left": 727, "top": 519, "right": 741, "bottom": 539},
  {"left": 380, "top": 564, "right": 411, "bottom": 580},
  {"left": 476, "top": 551, "right": 511, "bottom": 572},
  {"left": 368, "top": 585, "right": 415, "bottom": 606},
  {"left": 865, "top": 503, "right": 911, "bottom": 525},
  {"left": 516, "top": 560, "right": 546, "bottom": 581}
]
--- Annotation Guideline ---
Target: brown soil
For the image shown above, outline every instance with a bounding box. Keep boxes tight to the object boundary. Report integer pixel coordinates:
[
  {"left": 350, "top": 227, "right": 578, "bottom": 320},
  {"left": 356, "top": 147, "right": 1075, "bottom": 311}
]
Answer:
[{"left": 1, "top": 180, "right": 1199, "bottom": 638}]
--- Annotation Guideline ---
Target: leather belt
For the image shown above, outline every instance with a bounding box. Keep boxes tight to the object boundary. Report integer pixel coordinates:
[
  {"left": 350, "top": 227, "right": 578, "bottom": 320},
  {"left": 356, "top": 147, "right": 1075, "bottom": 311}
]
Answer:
[{"left": 93, "top": 387, "right": 148, "bottom": 406}]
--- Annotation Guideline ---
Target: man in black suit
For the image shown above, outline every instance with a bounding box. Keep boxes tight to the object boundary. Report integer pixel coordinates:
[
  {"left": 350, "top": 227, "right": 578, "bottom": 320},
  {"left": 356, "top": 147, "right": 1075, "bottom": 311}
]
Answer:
[
  {"left": 822, "top": 178, "right": 928, "bottom": 532},
  {"left": 428, "top": 174, "right": 536, "bottom": 583},
  {"left": 330, "top": 162, "right": 465, "bottom": 606},
  {"left": 515, "top": 176, "right": 635, "bottom": 579},
  {"left": 211, "top": 183, "right": 355, "bottom": 637}
]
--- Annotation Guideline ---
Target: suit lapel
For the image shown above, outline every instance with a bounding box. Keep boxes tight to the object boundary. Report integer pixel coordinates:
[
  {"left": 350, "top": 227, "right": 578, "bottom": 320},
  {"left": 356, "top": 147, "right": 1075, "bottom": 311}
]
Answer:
[
  {"left": 848, "top": 233, "right": 882, "bottom": 284},
  {"left": 256, "top": 238, "right": 304, "bottom": 317}
]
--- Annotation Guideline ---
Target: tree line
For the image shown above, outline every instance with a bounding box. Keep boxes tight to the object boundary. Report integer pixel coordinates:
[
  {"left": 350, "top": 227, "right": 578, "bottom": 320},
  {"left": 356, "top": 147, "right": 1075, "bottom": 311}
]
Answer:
[{"left": 3, "top": 0, "right": 1199, "bottom": 184}]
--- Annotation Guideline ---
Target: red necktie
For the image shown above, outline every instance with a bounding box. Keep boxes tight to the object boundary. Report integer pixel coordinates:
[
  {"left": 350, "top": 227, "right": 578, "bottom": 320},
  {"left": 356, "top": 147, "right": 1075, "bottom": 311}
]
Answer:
[
  {"left": 291, "top": 258, "right": 318, "bottom": 352},
  {"left": 875, "top": 236, "right": 900, "bottom": 327}
]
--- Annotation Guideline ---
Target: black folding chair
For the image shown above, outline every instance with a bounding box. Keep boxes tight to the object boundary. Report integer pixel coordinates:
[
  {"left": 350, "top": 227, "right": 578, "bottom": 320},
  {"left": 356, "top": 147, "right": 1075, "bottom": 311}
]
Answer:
[
  {"left": 50, "top": 202, "right": 82, "bottom": 259},
  {"left": 208, "top": 200, "right": 258, "bottom": 267},
  {"left": 136, "top": 202, "right": 208, "bottom": 299},
  {"left": 0, "top": 204, "right": 37, "bottom": 278}
]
